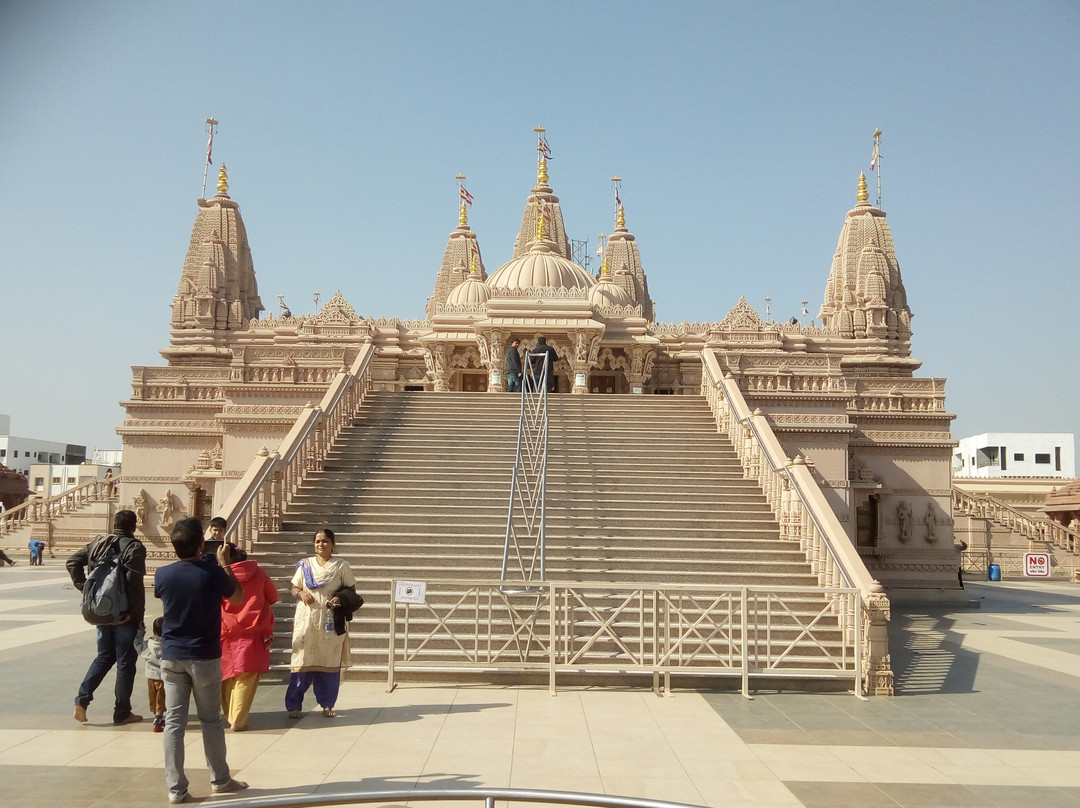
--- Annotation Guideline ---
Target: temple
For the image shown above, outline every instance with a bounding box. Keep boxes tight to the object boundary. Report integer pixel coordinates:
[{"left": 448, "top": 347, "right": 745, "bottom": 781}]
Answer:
[{"left": 117, "top": 132, "right": 958, "bottom": 598}]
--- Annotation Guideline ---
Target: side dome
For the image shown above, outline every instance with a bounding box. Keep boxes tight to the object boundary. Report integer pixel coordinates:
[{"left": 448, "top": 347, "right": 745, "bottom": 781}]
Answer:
[
  {"left": 487, "top": 240, "right": 594, "bottom": 292},
  {"left": 445, "top": 273, "right": 491, "bottom": 306},
  {"left": 590, "top": 275, "right": 634, "bottom": 308}
]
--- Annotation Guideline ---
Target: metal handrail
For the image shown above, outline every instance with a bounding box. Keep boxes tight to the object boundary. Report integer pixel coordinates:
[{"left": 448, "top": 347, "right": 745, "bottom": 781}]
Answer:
[
  {"left": 501, "top": 351, "right": 550, "bottom": 584},
  {"left": 222, "top": 786, "right": 708, "bottom": 808}
]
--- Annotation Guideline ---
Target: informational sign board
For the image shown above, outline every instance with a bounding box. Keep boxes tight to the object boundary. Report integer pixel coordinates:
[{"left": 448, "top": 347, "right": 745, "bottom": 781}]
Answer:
[
  {"left": 394, "top": 580, "right": 427, "bottom": 604},
  {"left": 1024, "top": 552, "right": 1051, "bottom": 577}
]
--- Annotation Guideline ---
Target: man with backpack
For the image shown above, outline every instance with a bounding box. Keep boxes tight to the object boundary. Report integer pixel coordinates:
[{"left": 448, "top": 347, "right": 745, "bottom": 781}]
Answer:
[{"left": 66, "top": 509, "right": 146, "bottom": 725}]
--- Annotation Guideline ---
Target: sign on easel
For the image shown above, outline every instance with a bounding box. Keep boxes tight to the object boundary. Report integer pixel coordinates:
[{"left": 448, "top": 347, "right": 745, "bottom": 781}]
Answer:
[
  {"left": 394, "top": 580, "right": 427, "bottom": 603},
  {"left": 1024, "top": 552, "right": 1051, "bottom": 577}
]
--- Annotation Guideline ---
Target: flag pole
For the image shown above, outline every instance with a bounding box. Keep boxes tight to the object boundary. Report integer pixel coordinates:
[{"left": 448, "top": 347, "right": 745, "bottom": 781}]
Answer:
[
  {"left": 871, "top": 128, "right": 882, "bottom": 208},
  {"left": 201, "top": 117, "right": 218, "bottom": 199}
]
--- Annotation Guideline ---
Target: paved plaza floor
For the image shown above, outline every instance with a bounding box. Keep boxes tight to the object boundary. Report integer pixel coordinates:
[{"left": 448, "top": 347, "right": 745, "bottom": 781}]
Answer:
[{"left": 2, "top": 560, "right": 1080, "bottom": 807}]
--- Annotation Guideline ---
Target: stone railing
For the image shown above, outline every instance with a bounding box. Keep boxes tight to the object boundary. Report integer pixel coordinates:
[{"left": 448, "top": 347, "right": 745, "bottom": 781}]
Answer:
[
  {"left": 952, "top": 487, "right": 1080, "bottom": 558},
  {"left": 700, "top": 351, "right": 893, "bottom": 695},
  {"left": 0, "top": 476, "right": 119, "bottom": 536},
  {"left": 218, "top": 342, "right": 376, "bottom": 550}
]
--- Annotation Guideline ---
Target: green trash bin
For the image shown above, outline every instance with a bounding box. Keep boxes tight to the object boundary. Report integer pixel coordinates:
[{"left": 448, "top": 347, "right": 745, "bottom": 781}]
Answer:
[{"left": 988, "top": 563, "right": 1001, "bottom": 581}]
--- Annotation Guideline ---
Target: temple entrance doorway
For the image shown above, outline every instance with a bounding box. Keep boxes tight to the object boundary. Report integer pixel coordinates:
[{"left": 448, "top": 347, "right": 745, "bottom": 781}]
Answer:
[
  {"left": 856, "top": 493, "right": 880, "bottom": 547},
  {"left": 460, "top": 372, "right": 488, "bottom": 392},
  {"left": 589, "top": 372, "right": 627, "bottom": 394}
]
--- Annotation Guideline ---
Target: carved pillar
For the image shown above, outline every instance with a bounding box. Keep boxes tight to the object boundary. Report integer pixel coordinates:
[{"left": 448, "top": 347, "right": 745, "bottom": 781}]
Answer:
[
  {"left": 625, "top": 345, "right": 656, "bottom": 394},
  {"left": 568, "top": 331, "right": 602, "bottom": 394},
  {"left": 428, "top": 343, "right": 454, "bottom": 392},
  {"left": 864, "top": 587, "right": 894, "bottom": 696},
  {"left": 476, "top": 329, "right": 507, "bottom": 392}
]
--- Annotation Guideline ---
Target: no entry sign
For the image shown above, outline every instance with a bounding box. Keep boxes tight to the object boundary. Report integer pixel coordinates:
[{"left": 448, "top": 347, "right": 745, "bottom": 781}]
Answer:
[{"left": 1024, "top": 552, "right": 1051, "bottom": 577}]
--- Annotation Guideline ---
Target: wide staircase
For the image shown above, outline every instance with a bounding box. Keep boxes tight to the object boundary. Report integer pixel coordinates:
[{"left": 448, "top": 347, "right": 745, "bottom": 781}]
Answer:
[{"left": 252, "top": 391, "right": 841, "bottom": 682}]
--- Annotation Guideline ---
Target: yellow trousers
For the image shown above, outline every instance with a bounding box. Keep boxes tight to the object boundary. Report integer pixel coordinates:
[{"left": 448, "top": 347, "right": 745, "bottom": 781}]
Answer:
[{"left": 220, "top": 672, "right": 261, "bottom": 731}]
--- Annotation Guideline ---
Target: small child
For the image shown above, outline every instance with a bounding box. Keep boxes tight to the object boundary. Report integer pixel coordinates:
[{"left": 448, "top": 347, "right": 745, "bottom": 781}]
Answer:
[{"left": 135, "top": 617, "right": 165, "bottom": 731}]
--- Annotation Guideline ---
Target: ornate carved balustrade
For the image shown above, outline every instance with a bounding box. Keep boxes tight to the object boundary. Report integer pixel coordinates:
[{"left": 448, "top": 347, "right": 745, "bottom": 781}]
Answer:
[
  {"left": 218, "top": 343, "right": 376, "bottom": 550},
  {"left": 0, "top": 476, "right": 119, "bottom": 536},
  {"left": 952, "top": 487, "right": 1080, "bottom": 559},
  {"left": 700, "top": 350, "right": 894, "bottom": 695}
]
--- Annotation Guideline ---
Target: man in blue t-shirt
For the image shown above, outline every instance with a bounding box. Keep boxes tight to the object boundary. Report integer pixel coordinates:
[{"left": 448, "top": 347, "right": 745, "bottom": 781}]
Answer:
[{"left": 155, "top": 517, "right": 248, "bottom": 804}]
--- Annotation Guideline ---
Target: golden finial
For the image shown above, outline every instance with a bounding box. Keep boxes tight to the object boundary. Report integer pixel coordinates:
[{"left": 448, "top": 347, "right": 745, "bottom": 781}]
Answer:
[
  {"left": 459, "top": 201, "right": 468, "bottom": 226},
  {"left": 600, "top": 254, "right": 609, "bottom": 276},
  {"left": 469, "top": 247, "right": 479, "bottom": 275},
  {"left": 535, "top": 204, "right": 548, "bottom": 241},
  {"left": 616, "top": 204, "right": 625, "bottom": 228},
  {"left": 857, "top": 172, "right": 868, "bottom": 203},
  {"left": 217, "top": 164, "right": 229, "bottom": 194},
  {"left": 538, "top": 157, "right": 549, "bottom": 186}
]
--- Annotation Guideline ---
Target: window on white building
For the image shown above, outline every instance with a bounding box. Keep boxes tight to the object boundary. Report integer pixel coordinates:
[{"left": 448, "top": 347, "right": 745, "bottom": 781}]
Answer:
[
  {"left": 1035, "top": 453, "right": 1051, "bottom": 464},
  {"left": 51, "top": 477, "right": 61, "bottom": 484},
  {"left": 1014, "top": 453, "right": 1024, "bottom": 461}
]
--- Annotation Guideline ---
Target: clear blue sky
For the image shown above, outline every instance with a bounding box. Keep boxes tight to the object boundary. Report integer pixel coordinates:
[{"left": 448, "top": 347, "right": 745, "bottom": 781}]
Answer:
[{"left": 1, "top": 1, "right": 1077, "bottom": 461}]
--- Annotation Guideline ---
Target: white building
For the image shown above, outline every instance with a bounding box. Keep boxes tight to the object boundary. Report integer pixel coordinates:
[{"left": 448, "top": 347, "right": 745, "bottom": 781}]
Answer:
[
  {"left": 92, "top": 449, "right": 123, "bottom": 468},
  {"left": 0, "top": 415, "right": 87, "bottom": 477},
  {"left": 954, "top": 433, "right": 1075, "bottom": 478},
  {"left": 27, "top": 463, "right": 108, "bottom": 498}
]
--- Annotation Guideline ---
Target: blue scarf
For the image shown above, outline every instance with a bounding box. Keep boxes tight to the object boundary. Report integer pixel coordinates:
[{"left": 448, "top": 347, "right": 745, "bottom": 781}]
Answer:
[{"left": 295, "top": 558, "right": 327, "bottom": 590}]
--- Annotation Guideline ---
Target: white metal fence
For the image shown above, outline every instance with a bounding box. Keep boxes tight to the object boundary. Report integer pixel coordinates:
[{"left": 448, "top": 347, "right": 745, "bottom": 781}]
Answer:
[{"left": 387, "top": 578, "right": 863, "bottom": 697}]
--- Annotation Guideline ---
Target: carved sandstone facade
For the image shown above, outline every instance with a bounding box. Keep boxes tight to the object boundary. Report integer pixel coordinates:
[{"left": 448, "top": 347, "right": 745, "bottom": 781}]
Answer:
[{"left": 119, "top": 157, "right": 956, "bottom": 597}]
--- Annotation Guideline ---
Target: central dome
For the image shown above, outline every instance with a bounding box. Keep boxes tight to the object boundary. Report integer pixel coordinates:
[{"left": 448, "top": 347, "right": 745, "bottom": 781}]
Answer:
[{"left": 487, "top": 240, "right": 594, "bottom": 292}]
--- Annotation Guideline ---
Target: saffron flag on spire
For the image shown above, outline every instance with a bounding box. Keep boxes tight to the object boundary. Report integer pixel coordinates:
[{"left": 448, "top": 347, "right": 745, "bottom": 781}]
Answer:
[
  {"left": 538, "top": 134, "right": 552, "bottom": 160},
  {"left": 870, "top": 129, "right": 881, "bottom": 172},
  {"left": 460, "top": 185, "right": 473, "bottom": 206},
  {"left": 614, "top": 187, "right": 621, "bottom": 206}
]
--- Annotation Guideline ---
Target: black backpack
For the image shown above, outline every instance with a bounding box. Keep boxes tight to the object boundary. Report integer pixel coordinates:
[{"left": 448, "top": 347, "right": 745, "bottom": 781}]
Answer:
[{"left": 80, "top": 535, "right": 131, "bottom": 625}]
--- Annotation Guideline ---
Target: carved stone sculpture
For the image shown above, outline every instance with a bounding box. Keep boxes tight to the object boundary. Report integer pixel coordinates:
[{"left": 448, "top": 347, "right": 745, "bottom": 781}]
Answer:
[
  {"left": 133, "top": 492, "right": 148, "bottom": 529},
  {"left": 925, "top": 503, "right": 938, "bottom": 544},
  {"left": 897, "top": 500, "right": 912, "bottom": 543},
  {"left": 158, "top": 490, "right": 179, "bottom": 533}
]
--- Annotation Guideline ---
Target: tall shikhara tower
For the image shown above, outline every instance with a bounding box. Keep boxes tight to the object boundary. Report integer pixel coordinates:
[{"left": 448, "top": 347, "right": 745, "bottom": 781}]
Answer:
[{"left": 169, "top": 165, "right": 263, "bottom": 349}]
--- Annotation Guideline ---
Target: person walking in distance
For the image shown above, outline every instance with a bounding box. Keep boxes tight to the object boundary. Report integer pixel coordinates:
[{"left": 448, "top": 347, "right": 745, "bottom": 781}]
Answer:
[
  {"left": 155, "top": 517, "right": 248, "bottom": 804},
  {"left": 504, "top": 338, "right": 523, "bottom": 393},
  {"left": 67, "top": 509, "right": 146, "bottom": 725}
]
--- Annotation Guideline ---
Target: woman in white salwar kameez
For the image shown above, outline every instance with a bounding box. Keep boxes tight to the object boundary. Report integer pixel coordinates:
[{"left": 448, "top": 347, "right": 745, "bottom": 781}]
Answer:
[{"left": 285, "top": 529, "right": 355, "bottom": 718}]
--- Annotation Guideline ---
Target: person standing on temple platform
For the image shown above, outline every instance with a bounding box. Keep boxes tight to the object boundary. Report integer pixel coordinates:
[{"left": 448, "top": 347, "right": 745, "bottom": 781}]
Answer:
[
  {"left": 505, "top": 339, "right": 523, "bottom": 393},
  {"left": 527, "top": 337, "right": 559, "bottom": 393}
]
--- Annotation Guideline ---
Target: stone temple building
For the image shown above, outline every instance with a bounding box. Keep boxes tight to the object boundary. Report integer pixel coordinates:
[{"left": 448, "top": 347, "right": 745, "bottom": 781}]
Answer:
[{"left": 117, "top": 134, "right": 958, "bottom": 599}]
